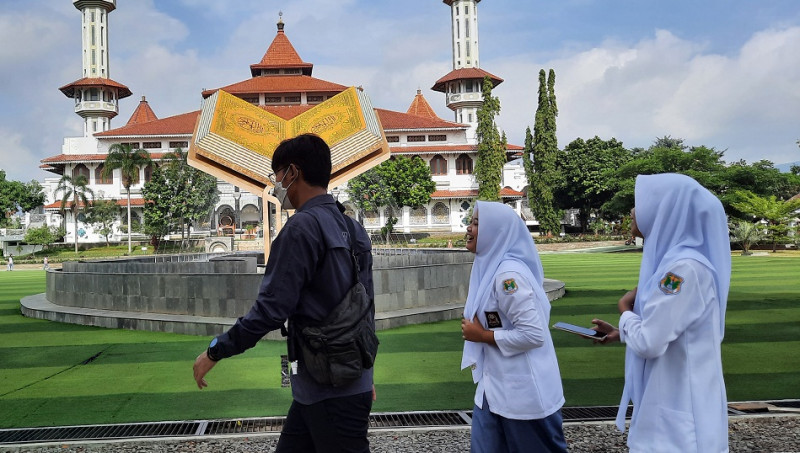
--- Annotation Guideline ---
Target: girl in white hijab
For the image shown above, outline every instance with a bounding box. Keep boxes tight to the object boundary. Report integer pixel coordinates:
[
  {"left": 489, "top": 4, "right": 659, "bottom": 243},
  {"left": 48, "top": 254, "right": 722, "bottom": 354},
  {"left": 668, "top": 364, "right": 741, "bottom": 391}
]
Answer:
[
  {"left": 593, "top": 173, "right": 731, "bottom": 452},
  {"left": 460, "top": 201, "right": 566, "bottom": 452}
]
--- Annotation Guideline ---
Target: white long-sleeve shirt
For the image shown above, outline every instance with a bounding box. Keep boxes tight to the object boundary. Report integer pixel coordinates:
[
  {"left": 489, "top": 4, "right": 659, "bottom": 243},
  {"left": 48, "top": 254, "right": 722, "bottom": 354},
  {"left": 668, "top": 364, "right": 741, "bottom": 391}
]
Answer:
[
  {"left": 620, "top": 259, "right": 728, "bottom": 453},
  {"left": 473, "top": 267, "right": 565, "bottom": 420}
]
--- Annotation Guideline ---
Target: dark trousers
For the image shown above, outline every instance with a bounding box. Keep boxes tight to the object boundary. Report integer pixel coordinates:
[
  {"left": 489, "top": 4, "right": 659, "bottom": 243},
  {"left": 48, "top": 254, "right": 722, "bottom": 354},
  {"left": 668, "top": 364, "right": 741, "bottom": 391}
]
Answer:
[
  {"left": 471, "top": 395, "right": 568, "bottom": 453},
  {"left": 275, "top": 391, "right": 372, "bottom": 453}
]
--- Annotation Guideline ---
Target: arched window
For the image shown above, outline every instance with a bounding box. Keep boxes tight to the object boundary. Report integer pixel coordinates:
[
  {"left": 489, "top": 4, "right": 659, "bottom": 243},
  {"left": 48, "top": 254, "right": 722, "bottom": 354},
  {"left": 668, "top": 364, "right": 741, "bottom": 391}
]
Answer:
[
  {"left": 432, "top": 202, "right": 450, "bottom": 225},
  {"left": 410, "top": 206, "right": 427, "bottom": 225},
  {"left": 73, "top": 164, "right": 90, "bottom": 182},
  {"left": 385, "top": 206, "right": 402, "bottom": 226},
  {"left": 364, "top": 210, "right": 380, "bottom": 227},
  {"left": 144, "top": 164, "right": 154, "bottom": 183},
  {"left": 430, "top": 155, "right": 447, "bottom": 176},
  {"left": 95, "top": 164, "right": 112, "bottom": 184},
  {"left": 456, "top": 154, "right": 473, "bottom": 175},
  {"left": 121, "top": 211, "right": 140, "bottom": 228}
]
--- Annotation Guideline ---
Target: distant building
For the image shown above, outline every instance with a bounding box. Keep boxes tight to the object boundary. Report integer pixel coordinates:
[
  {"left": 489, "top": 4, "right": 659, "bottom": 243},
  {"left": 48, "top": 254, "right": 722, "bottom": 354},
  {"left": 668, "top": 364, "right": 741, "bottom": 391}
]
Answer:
[{"left": 39, "top": 0, "right": 532, "bottom": 246}]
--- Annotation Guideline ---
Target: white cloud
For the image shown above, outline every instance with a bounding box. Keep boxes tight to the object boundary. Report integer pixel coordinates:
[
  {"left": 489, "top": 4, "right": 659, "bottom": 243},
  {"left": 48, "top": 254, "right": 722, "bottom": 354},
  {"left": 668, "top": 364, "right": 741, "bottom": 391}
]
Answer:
[
  {"left": 0, "top": 129, "right": 46, "bottom": 183},
  {"left": 491, "top": 27, "right": 800, "bottom": 165},
  {"left": 2, "top": 0, "right": 799, "bottom": 185}
]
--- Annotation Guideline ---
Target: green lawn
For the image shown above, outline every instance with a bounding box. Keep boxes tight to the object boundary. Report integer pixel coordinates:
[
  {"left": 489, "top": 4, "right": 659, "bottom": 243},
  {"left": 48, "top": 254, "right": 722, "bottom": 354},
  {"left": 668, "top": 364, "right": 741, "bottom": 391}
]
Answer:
[{"left": 1, "top": 253, "right": 798, "bottom": 428}]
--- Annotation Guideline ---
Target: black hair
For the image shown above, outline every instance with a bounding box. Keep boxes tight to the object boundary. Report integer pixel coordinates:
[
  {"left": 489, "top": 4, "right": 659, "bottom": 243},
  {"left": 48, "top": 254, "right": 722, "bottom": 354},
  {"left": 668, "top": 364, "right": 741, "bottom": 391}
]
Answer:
[{"left": 271, "top": 133, "right": 332, "bottom": 188}]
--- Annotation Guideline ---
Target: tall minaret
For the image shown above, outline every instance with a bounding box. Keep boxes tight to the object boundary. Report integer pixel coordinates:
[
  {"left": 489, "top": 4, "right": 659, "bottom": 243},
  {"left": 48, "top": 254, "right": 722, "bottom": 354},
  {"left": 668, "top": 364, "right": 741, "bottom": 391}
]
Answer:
[
  {"left": 59, "top": 0, "right": 131, "bottom": 137},
  {"left": 432, "top": 0, "right": 503, "bottom": 141}
]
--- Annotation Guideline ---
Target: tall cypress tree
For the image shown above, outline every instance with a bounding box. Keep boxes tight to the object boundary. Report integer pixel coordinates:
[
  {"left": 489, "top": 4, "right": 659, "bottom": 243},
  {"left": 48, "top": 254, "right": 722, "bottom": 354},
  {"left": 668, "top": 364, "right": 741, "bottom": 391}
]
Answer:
[
  {"left": 474, "top": 76, "right": 506, "bottom": 201},
  {"left": 525, "top": 69, "right": 561, "bottom": 235}
]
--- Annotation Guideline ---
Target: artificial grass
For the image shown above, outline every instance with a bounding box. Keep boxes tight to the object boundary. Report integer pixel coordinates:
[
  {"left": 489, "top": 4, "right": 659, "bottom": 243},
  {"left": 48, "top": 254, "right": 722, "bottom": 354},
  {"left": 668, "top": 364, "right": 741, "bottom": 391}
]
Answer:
[{"left": 1, "top": 252, "right": 799, "bottom": 428}]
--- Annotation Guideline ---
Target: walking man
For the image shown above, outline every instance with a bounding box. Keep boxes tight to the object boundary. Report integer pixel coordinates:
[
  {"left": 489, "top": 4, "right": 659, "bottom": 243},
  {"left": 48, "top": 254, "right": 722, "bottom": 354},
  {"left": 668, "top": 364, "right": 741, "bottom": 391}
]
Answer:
[{"left": 193, "top": 134, "right": 376, "bottom": 452}]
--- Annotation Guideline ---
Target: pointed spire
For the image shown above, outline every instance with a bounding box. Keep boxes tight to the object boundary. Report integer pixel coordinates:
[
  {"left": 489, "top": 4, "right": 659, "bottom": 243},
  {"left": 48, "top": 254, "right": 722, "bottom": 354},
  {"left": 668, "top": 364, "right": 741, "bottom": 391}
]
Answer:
[
  {"left": 126, "top": 96, "right": 158, "bottom": 125},
  {"left": 250, "top": 14, "right": 313, "bottom": 76},
  {"left": 406, "top": 89, "right": 440, "bottom": 119}
]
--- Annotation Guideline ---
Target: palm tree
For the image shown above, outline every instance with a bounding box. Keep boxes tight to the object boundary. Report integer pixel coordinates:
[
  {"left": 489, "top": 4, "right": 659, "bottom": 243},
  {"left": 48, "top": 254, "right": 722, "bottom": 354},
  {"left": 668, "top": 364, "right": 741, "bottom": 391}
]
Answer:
[
  {"left": 103, "top": 143, "right": 151, "bottom": 254},
  {"left": 729, "top": 219, "right": 765, "bottom": 255},
  {"left": 731, "top": 190, "right": 800, "bottom": 252},
  {"left": 55, "top": 174, "right": 94, "bottom": 253}
]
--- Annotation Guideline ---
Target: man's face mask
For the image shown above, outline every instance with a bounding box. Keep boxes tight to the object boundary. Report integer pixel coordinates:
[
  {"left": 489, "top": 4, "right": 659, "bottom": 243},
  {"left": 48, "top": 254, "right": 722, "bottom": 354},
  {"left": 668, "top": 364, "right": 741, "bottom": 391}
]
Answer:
[{"left": 272, "top": 164, "right": 296, "bottom": 210}]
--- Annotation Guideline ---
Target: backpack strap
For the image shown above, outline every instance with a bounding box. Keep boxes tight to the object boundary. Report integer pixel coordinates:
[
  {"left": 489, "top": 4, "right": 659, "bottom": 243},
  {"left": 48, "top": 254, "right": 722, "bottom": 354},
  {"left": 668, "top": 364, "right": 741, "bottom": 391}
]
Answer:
[{"left": 338, "top": 201, "right": 361, "bottom": 286}]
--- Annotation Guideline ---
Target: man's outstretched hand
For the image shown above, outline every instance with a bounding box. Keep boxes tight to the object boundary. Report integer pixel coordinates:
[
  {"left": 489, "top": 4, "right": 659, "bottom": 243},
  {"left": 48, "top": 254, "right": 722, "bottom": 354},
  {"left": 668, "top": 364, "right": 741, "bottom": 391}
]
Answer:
[{"left": 193, "top": 351, "right": 217, "bottom": 389}]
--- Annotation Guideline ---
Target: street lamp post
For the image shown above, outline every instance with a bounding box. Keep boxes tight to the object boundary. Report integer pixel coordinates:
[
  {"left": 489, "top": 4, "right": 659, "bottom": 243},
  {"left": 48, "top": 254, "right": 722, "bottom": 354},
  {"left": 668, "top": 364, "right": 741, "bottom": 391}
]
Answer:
[{"left": 233, "top": 186, "right": 241, "bottom": 238}]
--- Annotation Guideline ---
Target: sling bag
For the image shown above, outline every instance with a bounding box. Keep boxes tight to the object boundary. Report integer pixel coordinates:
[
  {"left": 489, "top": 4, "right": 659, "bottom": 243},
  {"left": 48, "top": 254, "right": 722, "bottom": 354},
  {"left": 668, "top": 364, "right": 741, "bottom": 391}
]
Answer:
[{"left": 288, "top": 208, "right": 379, "bottom": 387}]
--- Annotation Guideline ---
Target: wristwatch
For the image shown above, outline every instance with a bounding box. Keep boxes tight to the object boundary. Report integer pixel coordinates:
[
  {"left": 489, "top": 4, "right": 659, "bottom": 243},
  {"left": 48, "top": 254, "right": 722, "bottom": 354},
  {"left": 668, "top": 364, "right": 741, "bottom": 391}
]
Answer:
[{"left": 207, "top": 337, "right": 221, "bottom": 362}]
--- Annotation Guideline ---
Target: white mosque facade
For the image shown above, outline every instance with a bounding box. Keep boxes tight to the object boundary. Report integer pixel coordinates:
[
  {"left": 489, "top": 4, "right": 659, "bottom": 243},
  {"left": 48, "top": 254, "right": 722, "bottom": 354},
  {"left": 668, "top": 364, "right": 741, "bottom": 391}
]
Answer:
[{"left": 38, "top": 0, "right": 532, "bottom": 245}]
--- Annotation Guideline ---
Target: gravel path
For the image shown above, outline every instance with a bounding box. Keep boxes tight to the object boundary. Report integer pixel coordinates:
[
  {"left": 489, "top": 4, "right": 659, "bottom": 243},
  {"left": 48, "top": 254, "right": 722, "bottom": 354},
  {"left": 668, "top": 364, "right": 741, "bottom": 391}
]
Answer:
[{"left": 3, "top": 415, "right": 798, "bottom": 452}]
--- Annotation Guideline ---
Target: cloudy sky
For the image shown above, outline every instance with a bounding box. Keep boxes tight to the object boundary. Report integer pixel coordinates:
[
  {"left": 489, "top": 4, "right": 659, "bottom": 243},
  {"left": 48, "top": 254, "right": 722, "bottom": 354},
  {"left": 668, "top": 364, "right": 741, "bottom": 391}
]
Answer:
[{"left": 2, "top": 0, "right": 799, "bottom": 183}]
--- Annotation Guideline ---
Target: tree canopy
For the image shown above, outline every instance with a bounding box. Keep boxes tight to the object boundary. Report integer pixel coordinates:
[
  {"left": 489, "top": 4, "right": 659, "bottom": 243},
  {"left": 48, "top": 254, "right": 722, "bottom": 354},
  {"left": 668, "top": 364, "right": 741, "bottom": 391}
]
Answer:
[
  {"left": 54, "top": 174, "right": 94, "bottom": 253},
  {"left": 555, "top": 136, "right": 631, "bottom": 231},
  {"left": 0, "top": 170, "right": 45, "bottom": 226},
  {"left": 85, "top": 197, "right": 119, "bottom": 246},
  {"left": 346, "top": 155, "right": 435, "bottom": 238},
  {"left": 142, "top": 149, "right": 219, "bottom": 249},
  {"left": 526, "top": 69, "right": 561, "bottom": 235},
  {"left": 556, "top": 136, "right": 800, "bottom": 226},
  {"left": 474, "top": 76, "right": 505, "bottom": 201},
  {"left": 104, "top": 143, "right": 151, "bottom": 253},
  {"left": 730, "top": 190, "right": 800, "bottom": 251}
]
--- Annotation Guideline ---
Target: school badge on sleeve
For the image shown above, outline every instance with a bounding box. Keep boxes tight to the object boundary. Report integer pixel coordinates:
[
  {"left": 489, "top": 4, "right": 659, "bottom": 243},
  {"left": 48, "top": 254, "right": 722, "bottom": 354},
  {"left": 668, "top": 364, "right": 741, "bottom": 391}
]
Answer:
[
  {"left": 485, "top": 311, "right": 503, "bottom": 328},
  {"left": 502, "top": 278, "right": 518, "bottom": 294},
  {"left": 659, "top": 272, "right": 684, "bottom": 294}
]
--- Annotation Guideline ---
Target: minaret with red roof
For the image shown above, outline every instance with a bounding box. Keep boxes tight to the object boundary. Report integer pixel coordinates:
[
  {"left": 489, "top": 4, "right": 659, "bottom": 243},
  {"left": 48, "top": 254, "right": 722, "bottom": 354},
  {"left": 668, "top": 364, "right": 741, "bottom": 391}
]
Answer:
[
  {"left": 58, "top": 0, "right": 132, "bottom": 137},
  {"left": 433, "top": 0, "right": 503, "bottom": 141}
]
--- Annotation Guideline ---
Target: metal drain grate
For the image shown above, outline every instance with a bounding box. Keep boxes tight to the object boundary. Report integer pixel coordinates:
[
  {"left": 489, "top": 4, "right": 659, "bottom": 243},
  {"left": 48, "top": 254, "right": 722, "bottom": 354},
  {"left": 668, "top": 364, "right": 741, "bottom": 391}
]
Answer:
[
  {"left": 205, "top": 417, "right": 284, "bottom": 435},
  {"left": 562, "top": 405, "right": 631, "bottom": 422},
  {"left": 370, "top": 411, "right": 471, "bottom": 428},
  {"left": 2, "top": 401, "right": 796, "bottom": 445},
  {"left": 0, "top": 421, "right": 199, "bottom": 444}
]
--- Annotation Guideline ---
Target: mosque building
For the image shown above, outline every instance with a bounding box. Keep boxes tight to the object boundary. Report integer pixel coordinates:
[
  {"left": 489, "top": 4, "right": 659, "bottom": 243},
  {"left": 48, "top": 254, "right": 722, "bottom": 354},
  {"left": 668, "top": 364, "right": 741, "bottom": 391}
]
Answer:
[{"left": 39, "top": 0, "right": 531, "bottom": 246}]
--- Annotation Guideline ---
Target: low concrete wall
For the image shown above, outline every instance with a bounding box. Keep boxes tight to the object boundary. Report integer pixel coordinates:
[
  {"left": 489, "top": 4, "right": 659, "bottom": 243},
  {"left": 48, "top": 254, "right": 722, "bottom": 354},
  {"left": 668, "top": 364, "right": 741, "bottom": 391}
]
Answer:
[
  {"left": 31, "top": 250, "right": 565, "bottom": 338},
  {"left": 39, "top": 250, "right": 476, "bottom": 334}
]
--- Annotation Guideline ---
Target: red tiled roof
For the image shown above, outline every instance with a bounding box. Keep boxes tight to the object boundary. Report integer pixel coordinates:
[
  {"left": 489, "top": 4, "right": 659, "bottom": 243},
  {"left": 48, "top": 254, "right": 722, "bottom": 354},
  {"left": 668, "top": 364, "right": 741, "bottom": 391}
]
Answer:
[
  {"left": 431, "top": 187, "right": 523, "bottom": 199},
  {"left": 96, "top": 111, "right": 200, "bottom": 137},
  {"left": 44, "top": 198, "right": 146, "bottom": 210},
  {"left": 392, "top": 144, "right": 477, "bottom": 154},
  {"left": 432, "top": 68, "right": 503, "bottom": 92},
  {"left": 202, "top": 75, "right": 346, "bottom": 98},
  {"left": 41, "top": 153, "right": 168, "bottom": 164},
  {"left": 98, "top": 103, "right": 320, "bottom": 137},
  {"left": 250, "top": 22, "right": 313, "bottom": 76},
  {"left": 391, "top": 144, "right": 523, "bottom": 154},
  {"left": 377, "top": 108, "right": 466, "bottom": 130},
  {"left": 431, "top": 189, "right": 477, "bottom": 198},
  {"left": 406, "top": 90, "right": 440, "bottom": 119},
  {"left": 126, "top": 96, "right": 158, "bottom": 125},
  {"left": 500, "top": 187, "right": 524, "bottom": 197},
  {"left": 59, "top": 77, "right": 133, "bottom": 99}
]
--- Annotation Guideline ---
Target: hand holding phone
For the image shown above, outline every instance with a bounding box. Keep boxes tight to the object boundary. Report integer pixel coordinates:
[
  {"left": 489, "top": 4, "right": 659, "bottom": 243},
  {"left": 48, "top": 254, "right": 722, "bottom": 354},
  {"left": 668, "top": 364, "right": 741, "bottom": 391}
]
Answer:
[{"left": 552, "top": 321, "right": 608, "bottom": 341}]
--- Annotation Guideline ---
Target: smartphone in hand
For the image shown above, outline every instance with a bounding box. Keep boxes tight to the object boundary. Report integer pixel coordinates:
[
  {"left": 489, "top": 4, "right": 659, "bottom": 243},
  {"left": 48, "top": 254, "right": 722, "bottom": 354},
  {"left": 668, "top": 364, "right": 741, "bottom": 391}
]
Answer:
[{"left": 552, "top": 321, "right": 608, "bottom": 341}]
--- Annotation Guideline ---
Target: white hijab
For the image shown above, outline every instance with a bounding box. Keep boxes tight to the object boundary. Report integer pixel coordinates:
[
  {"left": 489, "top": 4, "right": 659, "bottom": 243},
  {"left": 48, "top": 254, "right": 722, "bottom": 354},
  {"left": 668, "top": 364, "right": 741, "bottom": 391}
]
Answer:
[
  {"left": 460, "top": 201, "right": 548, "bottom": 382},
  {"left": 616, "top": 173, "right": 731, "bottom": 431}
]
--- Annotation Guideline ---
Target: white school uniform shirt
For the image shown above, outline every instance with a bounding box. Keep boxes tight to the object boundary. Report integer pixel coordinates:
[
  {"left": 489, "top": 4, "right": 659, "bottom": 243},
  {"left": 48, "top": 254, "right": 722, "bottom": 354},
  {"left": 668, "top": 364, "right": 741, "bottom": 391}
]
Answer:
[
  {"left": 619, "top": 259, "right": 728, "bottom": 453},
  {"left": 472, "top": 263, "right": 565, "bottom": 420}
]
